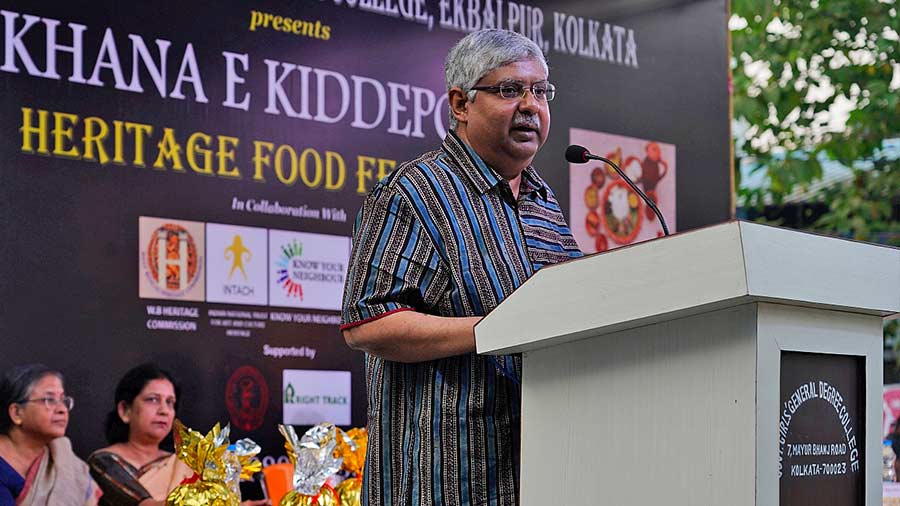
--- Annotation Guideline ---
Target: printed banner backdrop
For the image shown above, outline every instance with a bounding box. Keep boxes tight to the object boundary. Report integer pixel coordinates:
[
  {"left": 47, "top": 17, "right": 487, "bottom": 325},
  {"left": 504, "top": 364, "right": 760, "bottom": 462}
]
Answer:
[
  {"left": 569, "top": 128, "right": 676, "bottom": 253},
  {"left": 0, "top": 0, "right": 730, "bottom": 460}
]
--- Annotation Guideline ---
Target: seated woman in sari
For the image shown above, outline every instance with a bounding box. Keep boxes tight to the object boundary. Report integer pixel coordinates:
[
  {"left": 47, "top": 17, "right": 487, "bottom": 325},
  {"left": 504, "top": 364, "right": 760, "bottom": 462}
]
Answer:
[
  {"left": 88, "top": 364, "right": 268, "bottom": 506},
  {"left": 0, "top": 363, "right": 101, "bottom": 506},
  {"left": 87, "top": 364, "right": 190, "bottom": 506}
]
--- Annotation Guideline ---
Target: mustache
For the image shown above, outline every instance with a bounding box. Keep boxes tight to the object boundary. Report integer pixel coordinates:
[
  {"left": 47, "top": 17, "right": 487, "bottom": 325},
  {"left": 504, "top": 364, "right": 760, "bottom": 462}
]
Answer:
[{"left": 512, "top": 112, "right": 540, "bottom": 131}]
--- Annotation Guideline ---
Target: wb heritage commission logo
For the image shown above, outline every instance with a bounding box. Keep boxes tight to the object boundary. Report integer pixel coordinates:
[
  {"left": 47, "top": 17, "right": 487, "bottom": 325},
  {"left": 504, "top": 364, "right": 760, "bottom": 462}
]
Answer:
[
  {"left": 139, "top": 217, "right": 205, "bottom": 301},
  {"left": 269, "top": 230, "right": 350, "bottom": 311}
]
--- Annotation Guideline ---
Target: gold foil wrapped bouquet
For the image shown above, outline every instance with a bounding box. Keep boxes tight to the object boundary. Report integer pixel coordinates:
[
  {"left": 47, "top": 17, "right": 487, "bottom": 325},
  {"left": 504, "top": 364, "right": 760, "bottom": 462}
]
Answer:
[
  {"left": 167, "top": 419, "right": 235, "bottom": 506},
  {"left": 278, "top": 423, "right": 343, "bottom": 506},
  {"left": 334, "top": 428, "right": 367, "bottom": 506}
]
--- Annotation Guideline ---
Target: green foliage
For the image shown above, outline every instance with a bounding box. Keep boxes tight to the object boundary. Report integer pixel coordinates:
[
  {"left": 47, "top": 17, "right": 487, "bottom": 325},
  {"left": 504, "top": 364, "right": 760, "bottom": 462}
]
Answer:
[
  {"left": 731, "top": 0, "right": 899, "bottom": 200},
  {"left": 812, "top": 160, "right": 900, "bottom": 245},
  {"left": 730, "top": 0, "right": 899, "bottom": 345}
]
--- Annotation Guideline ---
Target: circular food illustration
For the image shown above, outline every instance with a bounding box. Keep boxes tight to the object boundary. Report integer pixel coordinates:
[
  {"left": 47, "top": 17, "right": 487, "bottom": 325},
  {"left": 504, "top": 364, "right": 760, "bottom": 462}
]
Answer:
[{"left": 601, "top": 180, "right": 642, "bottom": 244}]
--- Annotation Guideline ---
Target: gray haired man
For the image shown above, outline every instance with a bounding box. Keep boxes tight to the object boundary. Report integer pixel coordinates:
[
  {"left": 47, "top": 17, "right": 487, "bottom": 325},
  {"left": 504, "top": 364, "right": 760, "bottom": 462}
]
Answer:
[{"left": 341, "top": 29, "right": 582, "bottom": 505}]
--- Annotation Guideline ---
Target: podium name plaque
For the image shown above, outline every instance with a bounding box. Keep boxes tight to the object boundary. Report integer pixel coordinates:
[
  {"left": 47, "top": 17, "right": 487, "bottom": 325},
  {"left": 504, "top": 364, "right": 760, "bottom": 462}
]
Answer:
[{"left": 476, "top": 221, "right": 900, "bottom": 506}]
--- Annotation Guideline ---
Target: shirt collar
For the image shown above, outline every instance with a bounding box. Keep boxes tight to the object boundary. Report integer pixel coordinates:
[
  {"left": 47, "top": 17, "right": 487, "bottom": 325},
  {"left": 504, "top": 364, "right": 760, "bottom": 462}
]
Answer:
[
  {"left": 442, "top": 130, "right": 549, "bottom": 201},
  {"left": 519, "top": 166, "right": 549, "bottom": 201}
]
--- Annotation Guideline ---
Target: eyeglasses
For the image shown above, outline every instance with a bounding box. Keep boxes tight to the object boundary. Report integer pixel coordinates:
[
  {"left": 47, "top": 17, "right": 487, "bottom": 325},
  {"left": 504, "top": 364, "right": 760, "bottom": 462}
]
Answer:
[
  {"left": 19, "top": 396, "right": 75, "bottom": 411},
  {"left": 470, "top": 82, "right": 556, "bottom": 102}
]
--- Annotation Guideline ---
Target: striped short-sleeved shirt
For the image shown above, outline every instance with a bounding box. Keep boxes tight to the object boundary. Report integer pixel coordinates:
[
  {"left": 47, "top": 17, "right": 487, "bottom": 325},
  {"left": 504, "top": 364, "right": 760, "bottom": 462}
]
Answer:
[{"left": 341, "top": 131, "right": 582, "bottom": 506}]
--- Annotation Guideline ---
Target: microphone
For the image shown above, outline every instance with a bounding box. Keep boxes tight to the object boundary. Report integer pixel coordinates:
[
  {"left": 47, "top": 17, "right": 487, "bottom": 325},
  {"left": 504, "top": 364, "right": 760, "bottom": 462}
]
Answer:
[{"left": 566, "top": 144, "right": 670, "bottom": 236}]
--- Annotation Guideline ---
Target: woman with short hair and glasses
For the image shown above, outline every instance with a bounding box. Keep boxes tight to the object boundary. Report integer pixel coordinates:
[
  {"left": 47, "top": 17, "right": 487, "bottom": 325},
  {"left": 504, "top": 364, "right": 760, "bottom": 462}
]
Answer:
[{"left": 0, "top": 363, "right": 101, "bottom": 505}]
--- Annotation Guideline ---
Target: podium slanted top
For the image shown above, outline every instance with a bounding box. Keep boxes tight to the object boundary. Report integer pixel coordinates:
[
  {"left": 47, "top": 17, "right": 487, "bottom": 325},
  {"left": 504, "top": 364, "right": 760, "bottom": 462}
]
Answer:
[{"left": 476, "top": 220, "right": 900, "bottom": 355}]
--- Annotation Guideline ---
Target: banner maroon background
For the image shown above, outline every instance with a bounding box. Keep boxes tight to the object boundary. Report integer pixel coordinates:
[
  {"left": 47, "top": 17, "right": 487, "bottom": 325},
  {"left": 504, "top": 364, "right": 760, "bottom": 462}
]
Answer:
[{"left": 0, "top": 0, "right": 731, "bottom": 460}]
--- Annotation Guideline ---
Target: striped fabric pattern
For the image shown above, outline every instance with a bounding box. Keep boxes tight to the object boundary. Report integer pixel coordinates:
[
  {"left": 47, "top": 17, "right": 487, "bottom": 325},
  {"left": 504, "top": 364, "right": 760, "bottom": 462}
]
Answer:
[{"left": 341, "top": 131, "right": 582, "bottom": 506}]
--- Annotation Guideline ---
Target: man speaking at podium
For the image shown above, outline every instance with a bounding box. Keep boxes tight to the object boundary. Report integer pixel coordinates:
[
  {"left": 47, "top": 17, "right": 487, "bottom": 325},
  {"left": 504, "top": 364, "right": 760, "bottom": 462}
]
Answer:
[{"left": 341, "top": 29, "right": 582, "bottom": 506}]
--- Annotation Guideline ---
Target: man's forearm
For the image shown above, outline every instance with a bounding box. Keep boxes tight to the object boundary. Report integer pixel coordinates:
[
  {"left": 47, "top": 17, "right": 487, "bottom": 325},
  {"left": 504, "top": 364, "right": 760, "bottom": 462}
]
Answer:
[{"left": 342, "top": 311, "right": 481, "bottom": 363}]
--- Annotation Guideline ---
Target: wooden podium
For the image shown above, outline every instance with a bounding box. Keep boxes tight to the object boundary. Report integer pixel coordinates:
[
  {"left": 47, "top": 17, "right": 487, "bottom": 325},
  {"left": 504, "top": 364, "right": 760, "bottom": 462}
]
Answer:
[{"left": 476, "top": 221, "right": 899, "bottom": 506}]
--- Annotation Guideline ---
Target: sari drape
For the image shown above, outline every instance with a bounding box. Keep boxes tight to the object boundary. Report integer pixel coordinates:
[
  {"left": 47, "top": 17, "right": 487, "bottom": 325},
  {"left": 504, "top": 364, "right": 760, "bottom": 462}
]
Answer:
[
  {"left": 88, "top": 451, "right": 191, "bottom": 506},
  {"left": 16, "top": 437, "right": 101, "bottom": 506}
]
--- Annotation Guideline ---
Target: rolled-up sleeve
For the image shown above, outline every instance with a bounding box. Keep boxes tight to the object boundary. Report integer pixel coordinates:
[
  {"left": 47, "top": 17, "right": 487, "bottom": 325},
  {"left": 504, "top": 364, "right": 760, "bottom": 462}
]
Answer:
[{"left": 341, "top": 185, "right": 446, "bottom": 330}]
